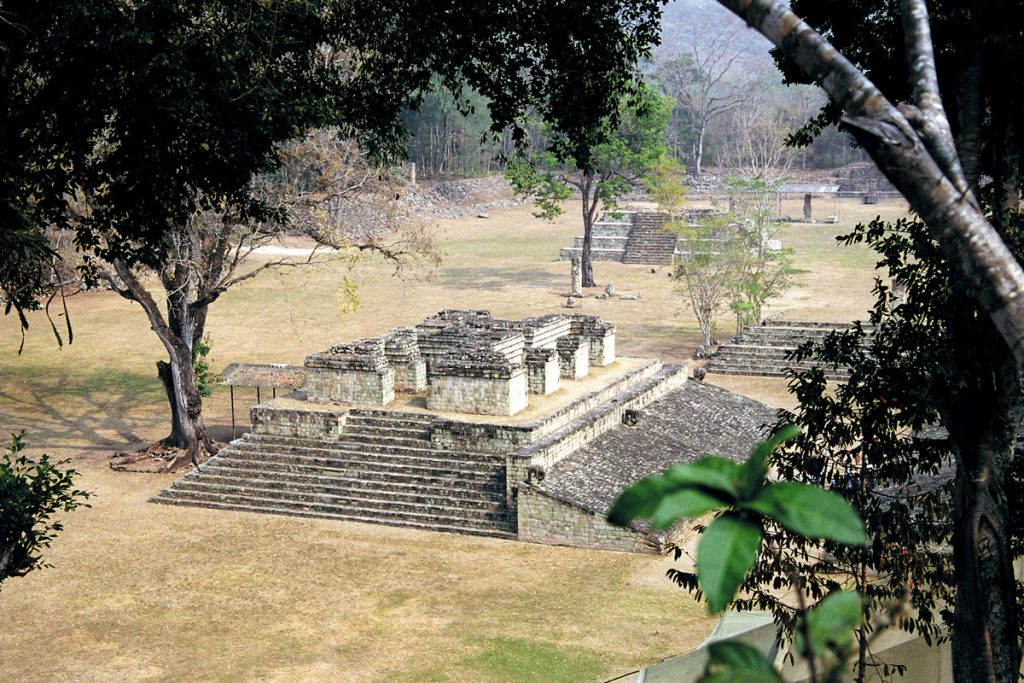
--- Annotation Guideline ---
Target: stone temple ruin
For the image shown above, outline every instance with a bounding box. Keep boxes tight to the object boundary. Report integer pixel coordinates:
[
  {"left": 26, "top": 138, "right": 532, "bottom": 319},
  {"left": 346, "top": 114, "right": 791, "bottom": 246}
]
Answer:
[
  {"left": 302, "top": 310, "right": 616, "bottom": 416},
  {"left": 154, "top": 310, "right": 774, "bottom": 553}
]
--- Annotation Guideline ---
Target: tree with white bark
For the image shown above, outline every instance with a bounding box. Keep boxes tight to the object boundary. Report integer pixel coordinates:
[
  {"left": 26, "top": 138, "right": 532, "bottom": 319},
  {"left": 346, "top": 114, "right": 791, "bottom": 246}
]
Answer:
[{"left": 709, "top": 2, "right": 1024, "bottom": 680}]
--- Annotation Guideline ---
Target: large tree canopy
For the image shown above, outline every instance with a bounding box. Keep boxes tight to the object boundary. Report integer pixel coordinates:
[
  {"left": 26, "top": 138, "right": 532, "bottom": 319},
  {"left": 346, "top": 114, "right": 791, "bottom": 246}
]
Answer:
[{"left": 1, "top": 0, "right": 666, "bottom": 325}]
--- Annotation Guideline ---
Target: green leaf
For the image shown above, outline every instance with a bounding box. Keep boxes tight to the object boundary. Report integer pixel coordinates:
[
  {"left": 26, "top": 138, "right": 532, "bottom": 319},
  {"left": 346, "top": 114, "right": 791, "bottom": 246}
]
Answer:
[
  {"left": 700, "top": 640, "right": 783, "bottom": 683},
  {"left": 737, "top": 424, "right": 800, "bottom": 500},
  {"left": 606, "top": 475, "right": 670, "bottom": 527},
  {"left": 665, "top": 457, "right": 740, "bottom": 500},
  {"left": 650, "top": 488, "right": 726, "bottom": 531},
  {"left": 747, "top": 482, "right": 868, "bottom": 545},
  {"left": 697, "top": 512, "right": 762, "bottom": 613},
  {"left": 796, "top": 590, "right": 862, "bottom": 656}
]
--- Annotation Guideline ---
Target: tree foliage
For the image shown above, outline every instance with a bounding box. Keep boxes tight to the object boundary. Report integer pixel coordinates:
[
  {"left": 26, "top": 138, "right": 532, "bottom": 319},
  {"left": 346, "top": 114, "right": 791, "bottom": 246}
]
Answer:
[
  {"left": 708, "top": 2, "right": 1024, "bottom": 679},
  {"left": 609, "top": 426, "right": 871, "bottom": 682},
  {"left": 0, "top": 432, "right": 90, "bottom": 588},
  {"left": 1, "top": 0, "right": 666, "bottom": 329},
  {"left": 507, "top": 85, "right": 672, "bottom": 286}
]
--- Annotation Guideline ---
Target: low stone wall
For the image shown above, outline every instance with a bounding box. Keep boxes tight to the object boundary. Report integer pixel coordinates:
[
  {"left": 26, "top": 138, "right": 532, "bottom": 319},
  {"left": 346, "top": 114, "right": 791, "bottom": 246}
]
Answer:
[
  {"left": 427, "top": 368, "right": 529, "bottom": 416},
  {"left": 250, "top": 404, "right": 348, "bottom": 440},
  {"left": 504, "top": 365, "right": 688, "bottom": 501},
  {"left": 517, "top": 484, "right": 663, "bottom": 553}
]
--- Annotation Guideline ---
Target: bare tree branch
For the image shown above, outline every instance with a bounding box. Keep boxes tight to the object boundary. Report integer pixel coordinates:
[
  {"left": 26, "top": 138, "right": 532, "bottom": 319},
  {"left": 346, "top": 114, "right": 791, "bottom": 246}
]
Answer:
[{"left": 898, "top": 0, "right": 967, "bottom": 193}]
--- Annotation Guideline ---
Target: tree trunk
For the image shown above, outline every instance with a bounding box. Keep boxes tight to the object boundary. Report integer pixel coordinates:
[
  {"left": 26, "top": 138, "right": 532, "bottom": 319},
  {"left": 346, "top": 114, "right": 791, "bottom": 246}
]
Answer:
[
  {"left": 155, "top": 336, "right": 214, "bottom": 471},
  {"left": 695, "top": 120, "right": 706, "bottom": 177},
  {"left": 157, "top": 359, "right": 186, "bottom": 448},
  {"left": 950, "top": 440, "right": 1019, "bottom": 683},
  {"left": 944, "top": 316, "right": 1022, "bottom": 683},
  {"left": 580, "top": 172, "right": 597, "bottom": 287}
]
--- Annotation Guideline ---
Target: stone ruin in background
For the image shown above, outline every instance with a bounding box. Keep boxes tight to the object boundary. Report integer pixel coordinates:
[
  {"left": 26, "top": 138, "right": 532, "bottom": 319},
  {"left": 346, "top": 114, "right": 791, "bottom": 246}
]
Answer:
[{"left": 303, "top": 310, "right": 616, "bottom": 416}]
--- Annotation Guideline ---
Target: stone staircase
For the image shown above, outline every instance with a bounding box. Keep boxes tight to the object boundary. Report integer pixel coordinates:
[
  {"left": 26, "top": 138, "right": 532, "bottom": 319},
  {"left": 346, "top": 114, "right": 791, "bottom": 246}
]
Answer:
[
  {"left": 559, "top": 214, "right": 632, "bottom": 262},
  {"left": 621, "top": 213, "right": 678, "bottom": 265},
  {"left": 705, "top": 321, "right": 867, "bottom": 380},
  {"left": 151, "top": 410, "right": 516, "bottom": 538}
]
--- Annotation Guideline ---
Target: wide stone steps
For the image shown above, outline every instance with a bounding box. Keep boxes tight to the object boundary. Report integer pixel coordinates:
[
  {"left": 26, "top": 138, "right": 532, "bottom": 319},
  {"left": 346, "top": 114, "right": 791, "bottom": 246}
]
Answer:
[
  {"left": 153, "top": 494, "right": 517, "bottom": 539},
  {"left": 706, "top": 321, "right": 862, "bottom": 379},
  {"left": 166, "top": 477, "right": 506, "bottom": 517},
  {"left": 622, "top": 227, "right": 678, "bottom": 264},
  {"left": 153, "top": 411, "right": 517, "bottom": 537},
  {"left": 197, "top": 461, "right": 505, "bottom": 496},
  {"left": 215, "top": 449, "right": 504, "bottom": 483}
]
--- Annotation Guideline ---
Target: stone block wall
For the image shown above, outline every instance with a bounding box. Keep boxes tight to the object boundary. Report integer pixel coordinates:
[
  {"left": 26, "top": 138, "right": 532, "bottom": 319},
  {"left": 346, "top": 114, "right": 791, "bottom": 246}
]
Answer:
[
  {"left": 384, "top": 328, "right": 427, "bottom": 392},
  {"left": 251, "top": 404, "right": 348, "bottom": 440},
  {"left": 557, "top": 337, "right": 590, "bottom": 379},
  {"left": 305, "top": 338, "right": 396, "bottom": 405},
  {"left": 525, "top": 348, "right": 560, "bottom": 395},
  {"left": 431, "top": 421, "right": 535, "bottom": 454},
  {"left": 517, "top": 485, "right": 663, "bottom": 553},
  {"left": 571, "top": 314, "right": 617, "bottom": 366},
  {"left": 392, "top": 358, "right": 427, "bottom": 393},
  {"left": 428, "top": 369, "right": 528, "bottom": 416},
  {"left": 305, "top": 366, "right": 396, "bottom": 405}
]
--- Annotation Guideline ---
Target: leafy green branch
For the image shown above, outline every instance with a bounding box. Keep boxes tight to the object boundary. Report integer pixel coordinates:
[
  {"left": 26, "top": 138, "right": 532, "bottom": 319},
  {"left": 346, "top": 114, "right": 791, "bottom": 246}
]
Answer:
[{"left": 608, "top": 424, "right": 872, "bottom": 682}]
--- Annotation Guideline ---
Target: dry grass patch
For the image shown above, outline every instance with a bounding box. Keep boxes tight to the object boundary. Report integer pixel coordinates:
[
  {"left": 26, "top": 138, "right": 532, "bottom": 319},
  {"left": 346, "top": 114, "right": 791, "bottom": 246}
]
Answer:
[{"left": 0, "top": 196, "right": 909, "bottom": 681}]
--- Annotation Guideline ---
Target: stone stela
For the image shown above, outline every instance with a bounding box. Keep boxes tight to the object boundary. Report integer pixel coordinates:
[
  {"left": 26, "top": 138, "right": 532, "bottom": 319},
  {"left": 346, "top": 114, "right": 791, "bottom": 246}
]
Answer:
[{"left": 304, "top": 310, "right": 616, "bottom": 416}]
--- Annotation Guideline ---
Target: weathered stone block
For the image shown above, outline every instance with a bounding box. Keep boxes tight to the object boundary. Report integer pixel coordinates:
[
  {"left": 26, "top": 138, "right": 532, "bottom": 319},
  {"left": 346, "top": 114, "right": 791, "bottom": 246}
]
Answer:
[
  {"left": 427, "top": 368, "right": 529, "bottom": 416},
  {"left": 250, "top": 405, "right": 347, "bottom": 440},
  {"left": 556, "top": 336, "right": 590, "bottom": 379},
  {"left": 525, "top": 347, "right": 560, "bottom": 395}
]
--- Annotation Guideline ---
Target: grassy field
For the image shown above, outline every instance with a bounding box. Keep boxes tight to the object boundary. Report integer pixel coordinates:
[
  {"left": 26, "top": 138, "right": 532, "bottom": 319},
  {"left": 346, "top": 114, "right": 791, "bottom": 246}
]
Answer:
[{"left": 0, "top": 195, "right": 908, "bottom": 682}]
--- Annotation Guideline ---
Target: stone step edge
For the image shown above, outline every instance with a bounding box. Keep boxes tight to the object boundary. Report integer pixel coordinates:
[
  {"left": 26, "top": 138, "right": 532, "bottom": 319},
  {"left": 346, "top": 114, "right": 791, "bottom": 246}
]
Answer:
[
  {"left": 225, "top": 442, "right": 505, "bottom": 467},
  {"left": 206, "top": 453, "right": 500, "bottom": 479},
  {"left": 185, "top": 467, "right": 506, "bottom": 499},
  {"left": 153, "top": 489, "right": 511, "bottom": 527},
  {"left": 198, "top": 462, "right": 502, "bottom": 489},
  {"left": 150, "top": 497, "right": 517, "bottom": 539},
  {"left": 169, "top": 477, "right": 505, "bottom": 510}
]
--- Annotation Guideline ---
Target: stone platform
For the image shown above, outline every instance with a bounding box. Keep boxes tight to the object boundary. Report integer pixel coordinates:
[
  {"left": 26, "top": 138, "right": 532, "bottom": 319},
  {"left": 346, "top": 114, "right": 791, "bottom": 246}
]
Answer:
[{"left": 154, "top": 310, "right": 775, "bottom": 553}]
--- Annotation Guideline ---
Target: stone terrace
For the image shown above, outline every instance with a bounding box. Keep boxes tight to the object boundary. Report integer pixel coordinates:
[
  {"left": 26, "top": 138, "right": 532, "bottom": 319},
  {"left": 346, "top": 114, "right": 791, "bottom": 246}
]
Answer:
[
  {"left": 154, "top": 310, "right": 779, "bottom": 553},
  {"left": 705, "top": 320, "right": 870, "bottom": 380},
  {"left": 517, "top": 381, "right": 777, "bottom": 552}
]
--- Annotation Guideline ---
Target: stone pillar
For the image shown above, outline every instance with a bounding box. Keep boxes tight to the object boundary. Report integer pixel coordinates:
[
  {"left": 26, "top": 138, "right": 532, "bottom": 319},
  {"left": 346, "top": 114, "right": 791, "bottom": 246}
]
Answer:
[
  {"left": 525, "top": 347, "right": 560, "bottom": 395},
  {"left": 556, "top": 336, "right": 590, "bottom": 379},
  {"left": 570, "top": 256, "right": 582, "bottom": 297},
  {"left": 803, "top": 193, "right": 813, "bottom": 221}
]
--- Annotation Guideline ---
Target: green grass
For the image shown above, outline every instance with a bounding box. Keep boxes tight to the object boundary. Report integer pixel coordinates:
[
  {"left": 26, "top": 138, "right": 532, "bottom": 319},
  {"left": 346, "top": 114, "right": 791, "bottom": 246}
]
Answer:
[{"left": 461, "top": 637, "right": 611, "bottom": 682}]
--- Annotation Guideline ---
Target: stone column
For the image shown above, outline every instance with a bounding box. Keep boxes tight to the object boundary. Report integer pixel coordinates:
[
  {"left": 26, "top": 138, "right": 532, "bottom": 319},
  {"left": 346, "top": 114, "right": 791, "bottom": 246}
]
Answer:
[{"left": 570, "top": 256, "right": 582, "bottom": 297}]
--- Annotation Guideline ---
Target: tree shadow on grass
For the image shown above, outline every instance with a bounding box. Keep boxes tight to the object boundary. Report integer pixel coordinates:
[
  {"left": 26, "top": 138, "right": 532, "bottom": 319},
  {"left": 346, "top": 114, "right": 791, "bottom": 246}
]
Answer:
[{"left": 0, "top": 365, "right": 165, "bottom": 463}]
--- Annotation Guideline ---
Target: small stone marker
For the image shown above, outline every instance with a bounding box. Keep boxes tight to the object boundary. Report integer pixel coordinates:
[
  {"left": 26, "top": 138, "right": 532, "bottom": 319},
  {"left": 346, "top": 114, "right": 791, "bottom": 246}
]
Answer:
[
  {"left": 693, "top": 367, "right": 707, "bottom": 381},
  {"left": 570, "top": 256, "right": 582, "bottom": 297},
  {"left": 604, "top": 282, "right": 616, "bottom": 297},
  {"left": 563, "top": 296, "right": 578, "bottom": 308}
]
